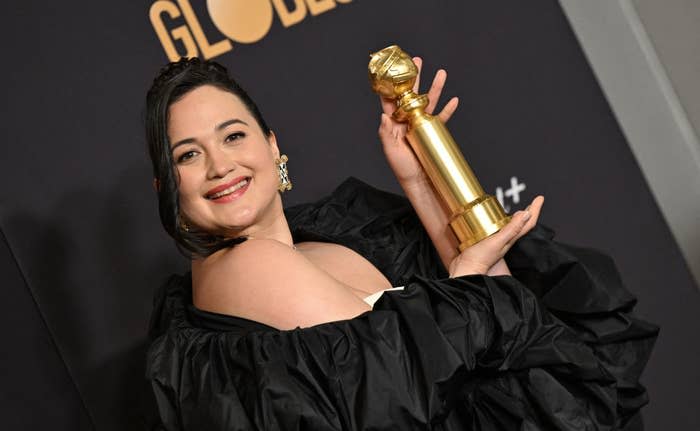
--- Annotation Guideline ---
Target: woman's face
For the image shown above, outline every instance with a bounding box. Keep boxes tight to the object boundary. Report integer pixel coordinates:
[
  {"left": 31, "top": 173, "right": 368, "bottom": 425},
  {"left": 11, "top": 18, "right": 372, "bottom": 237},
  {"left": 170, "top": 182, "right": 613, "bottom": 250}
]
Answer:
[{"left": 167, "top": 84, "right": 281, "bottom": 237}]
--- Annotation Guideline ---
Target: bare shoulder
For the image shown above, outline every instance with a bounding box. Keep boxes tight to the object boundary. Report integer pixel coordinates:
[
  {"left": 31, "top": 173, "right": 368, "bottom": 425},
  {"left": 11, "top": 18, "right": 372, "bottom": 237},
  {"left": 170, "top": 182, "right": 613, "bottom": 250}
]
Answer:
[
  {"left": 192, "top": 239, "right": 371, "bottom": 330},
  {"left": 217, "top": 237, "right": 297, "bottom": 270}
]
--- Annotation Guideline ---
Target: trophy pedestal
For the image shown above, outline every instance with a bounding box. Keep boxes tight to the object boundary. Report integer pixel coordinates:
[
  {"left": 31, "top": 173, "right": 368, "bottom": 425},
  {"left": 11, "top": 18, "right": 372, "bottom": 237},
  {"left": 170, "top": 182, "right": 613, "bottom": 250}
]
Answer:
[
  {"left": 450, "top": 196, "right": 511, "bottom": 251},
  {"left": 404, "top": 115, "right": 511, "bottom": 251}
]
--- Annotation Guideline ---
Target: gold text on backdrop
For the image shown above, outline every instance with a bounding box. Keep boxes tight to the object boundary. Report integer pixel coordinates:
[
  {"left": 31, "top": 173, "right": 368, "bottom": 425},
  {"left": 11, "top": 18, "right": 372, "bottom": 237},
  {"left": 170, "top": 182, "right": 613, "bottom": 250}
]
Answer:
[{"left": 150, "top": 0, "right": 353, "bottom": 61}]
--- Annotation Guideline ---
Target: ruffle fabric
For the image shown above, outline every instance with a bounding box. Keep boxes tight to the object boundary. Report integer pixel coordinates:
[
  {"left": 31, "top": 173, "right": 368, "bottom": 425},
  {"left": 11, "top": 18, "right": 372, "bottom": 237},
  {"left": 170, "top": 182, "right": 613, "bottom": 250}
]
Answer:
[{"left": 145, "top": 177, "right": 658, "bottom": 430}]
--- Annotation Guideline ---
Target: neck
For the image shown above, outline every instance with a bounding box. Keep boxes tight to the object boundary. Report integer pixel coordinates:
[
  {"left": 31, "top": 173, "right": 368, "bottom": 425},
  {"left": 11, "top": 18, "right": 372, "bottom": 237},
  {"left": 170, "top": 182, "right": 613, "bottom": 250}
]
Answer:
[
  {"left": 203, "top": 193, "right": 295, "bottom": 256},
  {"left": 239, "top": 203, "right": 294, "bottom": 248}
]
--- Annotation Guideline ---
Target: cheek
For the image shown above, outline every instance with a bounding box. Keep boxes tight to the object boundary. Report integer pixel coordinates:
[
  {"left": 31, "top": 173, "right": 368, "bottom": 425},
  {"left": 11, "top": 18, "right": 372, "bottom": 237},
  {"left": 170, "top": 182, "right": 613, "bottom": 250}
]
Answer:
[
  {"left": 176, "top": 168, "right": 192, "bottom": 192},
  {"left": 175, "top": 169, "right": 201, "bottom": 207},
  {"left": 249, "top": 151, "right": 276, "bottom": 184},
  {"left": 261, "top": 159, "right": 280, "bottom": 191}
]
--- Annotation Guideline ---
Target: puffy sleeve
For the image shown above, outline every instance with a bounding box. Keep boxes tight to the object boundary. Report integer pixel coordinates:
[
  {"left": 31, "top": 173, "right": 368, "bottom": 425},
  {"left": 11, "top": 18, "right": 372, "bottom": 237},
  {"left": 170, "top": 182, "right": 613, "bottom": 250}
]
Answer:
[
  {"left": 147, "top": 274, "right": 470, "bottom": 430},
  {"left": 502, "top": 225, "right": 659, "bottom": 429},
  {"left": 147, "top": 272, "right": 629, "bottom": 431},
  {"left": 146, "top": 177, "right": 658, "bottom": 430}
]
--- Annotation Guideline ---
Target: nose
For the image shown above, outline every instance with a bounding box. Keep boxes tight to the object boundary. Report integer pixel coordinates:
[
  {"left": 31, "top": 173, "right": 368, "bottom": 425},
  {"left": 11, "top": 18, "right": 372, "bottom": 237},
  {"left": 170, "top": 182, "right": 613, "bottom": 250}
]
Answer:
[{"left": 206, "top": 146, "right": 236, "bottom": 179}]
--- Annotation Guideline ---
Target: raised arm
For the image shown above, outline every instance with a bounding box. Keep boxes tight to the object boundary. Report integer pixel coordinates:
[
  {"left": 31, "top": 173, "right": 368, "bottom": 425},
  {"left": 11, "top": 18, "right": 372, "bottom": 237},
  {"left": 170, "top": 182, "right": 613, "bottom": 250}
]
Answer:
[
  {"left": 192, "top": 238, "right": 371, "bottom": 330},
  {"left": 377, "top": 58, "right": 543, "bottom": 275}
]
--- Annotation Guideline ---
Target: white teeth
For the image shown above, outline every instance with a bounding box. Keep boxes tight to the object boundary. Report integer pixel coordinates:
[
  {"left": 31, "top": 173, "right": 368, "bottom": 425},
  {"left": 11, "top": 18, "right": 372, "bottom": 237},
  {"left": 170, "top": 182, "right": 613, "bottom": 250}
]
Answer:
[{"left": 209, "top": 178, "right": 249, "bottom": 199}]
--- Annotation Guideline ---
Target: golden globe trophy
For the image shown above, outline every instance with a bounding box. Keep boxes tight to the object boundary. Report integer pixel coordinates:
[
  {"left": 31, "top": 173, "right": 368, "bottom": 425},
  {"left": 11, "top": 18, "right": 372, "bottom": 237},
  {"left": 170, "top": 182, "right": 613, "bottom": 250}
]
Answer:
[{"left": 368, "top": 45, "right": 510, "bottom": 251}]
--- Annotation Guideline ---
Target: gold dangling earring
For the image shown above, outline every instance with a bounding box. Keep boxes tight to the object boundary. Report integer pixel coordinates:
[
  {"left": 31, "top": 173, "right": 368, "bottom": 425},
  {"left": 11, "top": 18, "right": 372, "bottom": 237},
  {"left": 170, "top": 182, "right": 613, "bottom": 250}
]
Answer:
[
  {"left": 179, "top": 215, "right": 190, "bottom": 232},
  {"left": 275, "top": 154, "right": 292, "bottom": 192}
]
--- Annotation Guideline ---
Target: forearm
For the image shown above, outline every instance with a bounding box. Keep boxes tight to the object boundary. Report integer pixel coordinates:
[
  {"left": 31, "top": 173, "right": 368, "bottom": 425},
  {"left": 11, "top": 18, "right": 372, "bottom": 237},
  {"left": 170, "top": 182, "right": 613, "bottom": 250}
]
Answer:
[{"left": 400, "top": 178, "right": 459, "bottom": 270}]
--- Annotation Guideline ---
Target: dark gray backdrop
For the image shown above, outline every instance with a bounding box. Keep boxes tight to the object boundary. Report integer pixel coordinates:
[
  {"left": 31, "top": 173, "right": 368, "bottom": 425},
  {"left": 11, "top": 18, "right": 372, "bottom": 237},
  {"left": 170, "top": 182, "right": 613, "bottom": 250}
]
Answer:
[{"left": 1, "top": 1, "right": 698, "bottom": 429}]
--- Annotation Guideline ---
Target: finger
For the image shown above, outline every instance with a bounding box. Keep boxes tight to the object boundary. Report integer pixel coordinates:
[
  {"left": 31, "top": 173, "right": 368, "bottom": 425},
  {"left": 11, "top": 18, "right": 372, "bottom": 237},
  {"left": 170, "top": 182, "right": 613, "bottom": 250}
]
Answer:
[
  {"left": 437, "top": 97, "right": 459, "bottom": 123},
  {"left": 380, "top": 96, "right": 396, "bottom": 116},
  {"left": 514, "top": 196, "right": 544, "bottom": 241},
  {"left": 412, "top": 57, "right": 423, "bottom": 93},
  {"left": 377, "top": 113, "right": 393, "bottom": 143},
  {"left": 471, "top": 210, "right": 528, "bottom": 256},
  {"left": 426, "top": 69, "right": 447, "bottom": 114},
  {"left": 453, "top": 210, "right": 529, "bottom": 275},
  {"left": 522, "top": 196, "right": 544, "bottom": 231},
  {"left": 496, "top": 210, "right": 532, "bottom": 251}
]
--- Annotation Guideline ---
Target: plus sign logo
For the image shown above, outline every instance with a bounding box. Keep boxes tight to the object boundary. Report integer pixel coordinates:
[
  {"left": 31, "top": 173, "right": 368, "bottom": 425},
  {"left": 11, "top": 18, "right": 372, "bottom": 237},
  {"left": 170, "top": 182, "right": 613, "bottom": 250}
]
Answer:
[{"left": 495, "top": 176, "right": 526, "bottom": 213}]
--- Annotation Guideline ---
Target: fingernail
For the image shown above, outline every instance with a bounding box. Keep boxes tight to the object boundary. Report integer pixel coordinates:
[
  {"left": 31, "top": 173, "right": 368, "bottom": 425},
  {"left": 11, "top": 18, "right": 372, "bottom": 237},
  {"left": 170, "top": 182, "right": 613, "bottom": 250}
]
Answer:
[{"left": 522, "top": 210, "right": 531, "bottom": 221}]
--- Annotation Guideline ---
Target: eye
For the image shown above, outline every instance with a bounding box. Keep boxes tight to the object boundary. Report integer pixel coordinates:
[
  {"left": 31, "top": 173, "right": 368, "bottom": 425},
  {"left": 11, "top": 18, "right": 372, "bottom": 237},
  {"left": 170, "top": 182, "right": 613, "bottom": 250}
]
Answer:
[
  {"left": 225, "top": 131, "right": 246, "bottom": 143},
  {"left": 176, "top": 150, "right": 198, "bottom": 163}
]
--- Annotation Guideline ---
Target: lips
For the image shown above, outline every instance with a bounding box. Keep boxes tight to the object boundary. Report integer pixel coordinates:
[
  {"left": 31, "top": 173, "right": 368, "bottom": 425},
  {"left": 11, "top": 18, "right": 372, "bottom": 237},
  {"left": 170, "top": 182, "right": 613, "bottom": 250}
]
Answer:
[{"left": 205, "top": 176, "right": 251, "bottom": 202}]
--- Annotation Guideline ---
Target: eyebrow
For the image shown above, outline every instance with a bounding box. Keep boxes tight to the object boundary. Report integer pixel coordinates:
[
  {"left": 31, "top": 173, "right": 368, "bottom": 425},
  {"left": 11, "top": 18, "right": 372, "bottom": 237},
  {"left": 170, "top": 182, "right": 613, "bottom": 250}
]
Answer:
[{"left": 171, "top": 118, "right": 250, "bottom": 150}]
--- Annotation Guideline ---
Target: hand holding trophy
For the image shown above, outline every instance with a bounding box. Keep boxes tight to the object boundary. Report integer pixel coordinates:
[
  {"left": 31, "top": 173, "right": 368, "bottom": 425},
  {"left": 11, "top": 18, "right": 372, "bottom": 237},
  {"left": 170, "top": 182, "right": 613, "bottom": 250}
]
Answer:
[{"left": 369, "top": 45, "right": 511, "bottom": 251}]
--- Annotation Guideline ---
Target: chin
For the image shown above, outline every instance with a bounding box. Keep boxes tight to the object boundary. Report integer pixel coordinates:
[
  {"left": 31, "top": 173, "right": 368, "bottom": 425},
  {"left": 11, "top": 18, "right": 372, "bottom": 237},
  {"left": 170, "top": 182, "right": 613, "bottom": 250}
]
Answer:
[
  {"left": 204, "top": 184, "right": 280, "bottom": 234},
  {"left": 226, "top": 205, "right": 271, "bottom": 235}
]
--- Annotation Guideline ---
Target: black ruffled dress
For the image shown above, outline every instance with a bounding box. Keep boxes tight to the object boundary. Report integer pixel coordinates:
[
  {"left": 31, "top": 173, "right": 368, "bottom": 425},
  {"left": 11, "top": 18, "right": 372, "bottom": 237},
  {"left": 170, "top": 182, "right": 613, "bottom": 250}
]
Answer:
[{"left": 146, "top": 177, "right": 658, "bottom": 430}]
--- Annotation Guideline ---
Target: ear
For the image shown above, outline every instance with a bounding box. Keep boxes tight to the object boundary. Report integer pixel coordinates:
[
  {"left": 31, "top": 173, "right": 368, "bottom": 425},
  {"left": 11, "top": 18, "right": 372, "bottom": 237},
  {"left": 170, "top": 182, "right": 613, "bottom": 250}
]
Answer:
[
  {"left": 267, "top": 131, "right": 280, "bottom": 160},
  {"left": 153, "top": 178, "right": 160, "bottom": 192}
]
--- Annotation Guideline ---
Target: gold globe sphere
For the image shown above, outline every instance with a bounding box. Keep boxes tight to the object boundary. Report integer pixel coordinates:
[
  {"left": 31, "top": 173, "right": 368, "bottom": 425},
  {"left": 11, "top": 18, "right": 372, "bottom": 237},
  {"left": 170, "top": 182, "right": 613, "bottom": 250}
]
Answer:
[{"left": 368, "top": 45, "right": 418, "bottom": 99}]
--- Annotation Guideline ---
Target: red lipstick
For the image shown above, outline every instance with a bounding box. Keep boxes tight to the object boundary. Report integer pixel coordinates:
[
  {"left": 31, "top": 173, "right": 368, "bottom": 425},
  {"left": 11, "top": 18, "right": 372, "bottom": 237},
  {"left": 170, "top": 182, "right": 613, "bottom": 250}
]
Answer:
[{"left": 205, "top": 176, "right": 250, "bottom": 203}]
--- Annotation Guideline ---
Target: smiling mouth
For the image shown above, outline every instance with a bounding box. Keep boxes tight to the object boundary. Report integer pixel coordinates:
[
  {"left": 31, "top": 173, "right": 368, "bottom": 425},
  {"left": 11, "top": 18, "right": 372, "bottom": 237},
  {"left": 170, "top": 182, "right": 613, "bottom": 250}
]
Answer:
[{"left": 206, "top": 177, "right": 251, "bottom": 200}]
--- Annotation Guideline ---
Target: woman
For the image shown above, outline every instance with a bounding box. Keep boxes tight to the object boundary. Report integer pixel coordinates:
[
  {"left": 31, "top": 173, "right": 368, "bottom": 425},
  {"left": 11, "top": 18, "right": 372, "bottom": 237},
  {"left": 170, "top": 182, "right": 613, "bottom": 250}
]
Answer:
[{"left": 145, "top": 58, "right": 657, "bottom": 430}]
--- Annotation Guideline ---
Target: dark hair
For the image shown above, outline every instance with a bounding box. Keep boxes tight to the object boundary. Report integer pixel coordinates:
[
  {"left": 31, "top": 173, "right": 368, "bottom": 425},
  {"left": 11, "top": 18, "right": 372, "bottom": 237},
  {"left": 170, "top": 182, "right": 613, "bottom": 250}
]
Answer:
[{"left": 145, "top": 57, "right": 271, "bottom": 258}]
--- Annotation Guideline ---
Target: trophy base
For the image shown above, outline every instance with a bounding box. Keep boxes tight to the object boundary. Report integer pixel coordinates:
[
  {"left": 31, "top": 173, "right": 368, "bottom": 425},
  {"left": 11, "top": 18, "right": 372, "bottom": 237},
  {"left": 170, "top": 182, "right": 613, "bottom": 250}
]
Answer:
[{"left": 450, "top": 195, "right": 511, "bottom": 251}]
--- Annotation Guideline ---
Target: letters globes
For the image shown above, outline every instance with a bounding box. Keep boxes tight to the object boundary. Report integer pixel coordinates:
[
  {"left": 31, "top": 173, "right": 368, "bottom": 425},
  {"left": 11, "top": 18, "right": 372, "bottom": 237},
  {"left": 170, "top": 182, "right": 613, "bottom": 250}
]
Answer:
[{"left": 368, "top": 45, "right": 511, "bottom": 250}]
